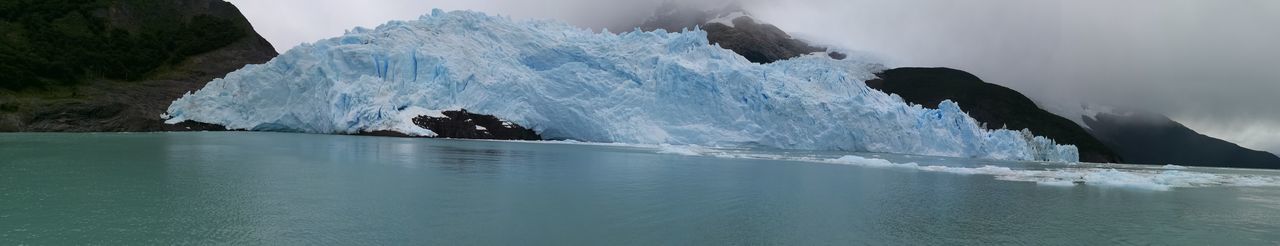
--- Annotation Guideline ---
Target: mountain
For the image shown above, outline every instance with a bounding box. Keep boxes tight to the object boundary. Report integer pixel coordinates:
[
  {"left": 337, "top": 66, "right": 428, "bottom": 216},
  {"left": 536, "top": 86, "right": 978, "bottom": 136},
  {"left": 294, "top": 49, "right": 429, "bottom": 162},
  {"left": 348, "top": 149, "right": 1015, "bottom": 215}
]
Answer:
[
  {"left": 1071, "top": 106, "right": 1280, "bottom": 169},
  {"left": 0, "top": 0, "right": 276, "bottom": 132},
  {"left": 865, "top": 68, "right": 1122, "bottom": 163},
  {"left": 164, "top": 10, "right": 1079, "bottom": 162},
  {"left": 635, "top": 2, "right": 843, "bottom": 64},
  {"left": 631, "top": 4, "right": 1113, "bottom": 163}
]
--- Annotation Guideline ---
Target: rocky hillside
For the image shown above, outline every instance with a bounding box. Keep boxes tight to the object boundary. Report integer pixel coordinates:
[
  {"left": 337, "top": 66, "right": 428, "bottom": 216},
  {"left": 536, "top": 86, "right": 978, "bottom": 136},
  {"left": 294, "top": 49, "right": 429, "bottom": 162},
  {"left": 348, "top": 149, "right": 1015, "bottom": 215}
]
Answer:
[
  {"left": 636, "top": 2, "right": 842, "bottom": 63},
  {"left": 0, "top": 0, "right": 277, "bottom": 132},
  {"left": 1080, "top": 109, "right": 1279, "bottom": 169},
  {"left": 866, "top": 68, "right": 1122, "bottom": 163}
]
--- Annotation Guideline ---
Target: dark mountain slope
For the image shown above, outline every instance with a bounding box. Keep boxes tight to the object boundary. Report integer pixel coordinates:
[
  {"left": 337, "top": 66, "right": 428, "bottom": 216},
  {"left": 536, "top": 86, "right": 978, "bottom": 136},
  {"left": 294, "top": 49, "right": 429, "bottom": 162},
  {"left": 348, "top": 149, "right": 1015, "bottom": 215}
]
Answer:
[
  {"left": 0, "top": 0, "right": 277, "bottom": 132},
  {"left": 866, "top": 68, "right": 1121, "bottom": 163},
  {"left": 1084, "top": 112, "right": 1280, "bottom": 169}
]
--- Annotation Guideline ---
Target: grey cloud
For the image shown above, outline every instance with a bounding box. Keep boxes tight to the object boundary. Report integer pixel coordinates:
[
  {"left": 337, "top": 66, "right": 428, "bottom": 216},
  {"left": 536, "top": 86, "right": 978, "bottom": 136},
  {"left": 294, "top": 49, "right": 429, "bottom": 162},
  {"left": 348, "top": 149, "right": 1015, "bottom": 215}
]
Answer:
[
  {"left": 748, "top": 0, "right": 1280, "bottom": 154},
  {"left": 226, "top": 0, "right": 677, "bottom": 52}
]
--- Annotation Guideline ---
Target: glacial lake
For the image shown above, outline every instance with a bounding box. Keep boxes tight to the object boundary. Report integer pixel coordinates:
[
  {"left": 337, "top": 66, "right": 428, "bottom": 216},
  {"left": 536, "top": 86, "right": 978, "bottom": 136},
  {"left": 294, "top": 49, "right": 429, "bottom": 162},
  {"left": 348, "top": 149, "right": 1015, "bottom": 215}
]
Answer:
[{"left": 2, "top": 132, "right": 1279, "bottom": 245}]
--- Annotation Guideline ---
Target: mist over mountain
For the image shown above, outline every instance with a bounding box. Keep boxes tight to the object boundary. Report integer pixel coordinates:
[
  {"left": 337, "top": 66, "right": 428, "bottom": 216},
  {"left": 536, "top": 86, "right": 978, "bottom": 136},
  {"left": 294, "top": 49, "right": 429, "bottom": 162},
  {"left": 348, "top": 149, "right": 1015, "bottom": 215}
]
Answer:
[{"left": 1079, "top": 106, "right": 1279, "bottom": 169}]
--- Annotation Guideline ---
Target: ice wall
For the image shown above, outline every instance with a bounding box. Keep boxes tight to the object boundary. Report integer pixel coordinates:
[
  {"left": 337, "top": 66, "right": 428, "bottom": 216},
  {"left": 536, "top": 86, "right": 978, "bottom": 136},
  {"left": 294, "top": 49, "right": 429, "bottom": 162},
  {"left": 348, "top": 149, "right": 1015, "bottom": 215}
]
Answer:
[{"left": 165, "top": 10, "right": 1078, "bottom": 162}]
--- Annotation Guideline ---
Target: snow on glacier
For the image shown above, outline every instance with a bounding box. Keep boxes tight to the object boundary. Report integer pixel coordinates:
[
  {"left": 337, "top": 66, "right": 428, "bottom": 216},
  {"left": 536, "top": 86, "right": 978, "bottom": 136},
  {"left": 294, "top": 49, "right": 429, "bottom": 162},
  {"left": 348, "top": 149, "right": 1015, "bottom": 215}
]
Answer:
[{"left": 165, "top": 9, "right": 1079, "bottom": 162}]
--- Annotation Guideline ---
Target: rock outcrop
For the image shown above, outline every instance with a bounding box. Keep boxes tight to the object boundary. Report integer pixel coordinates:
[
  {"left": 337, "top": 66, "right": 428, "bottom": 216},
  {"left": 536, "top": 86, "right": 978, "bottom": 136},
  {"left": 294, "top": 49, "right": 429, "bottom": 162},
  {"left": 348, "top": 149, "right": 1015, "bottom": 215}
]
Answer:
[{"left": 412, "top": 110, "right": 542, "bottom": 141}]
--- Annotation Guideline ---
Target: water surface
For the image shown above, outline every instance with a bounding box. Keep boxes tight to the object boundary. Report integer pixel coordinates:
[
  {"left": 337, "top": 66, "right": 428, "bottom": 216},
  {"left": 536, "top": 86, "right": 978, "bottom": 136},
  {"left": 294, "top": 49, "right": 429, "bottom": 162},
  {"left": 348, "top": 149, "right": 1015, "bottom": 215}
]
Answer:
[{"left": 2, "top": 133, "right": 1278, "bottom": 245}]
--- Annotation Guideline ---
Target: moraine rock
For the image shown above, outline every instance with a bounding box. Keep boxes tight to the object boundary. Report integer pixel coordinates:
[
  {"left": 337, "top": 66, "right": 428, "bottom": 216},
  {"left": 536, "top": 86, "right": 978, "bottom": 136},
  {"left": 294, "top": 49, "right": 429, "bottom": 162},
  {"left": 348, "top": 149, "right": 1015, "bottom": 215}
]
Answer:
[{"left": 411, "top": 109, "right": 542, "bottom": 140}]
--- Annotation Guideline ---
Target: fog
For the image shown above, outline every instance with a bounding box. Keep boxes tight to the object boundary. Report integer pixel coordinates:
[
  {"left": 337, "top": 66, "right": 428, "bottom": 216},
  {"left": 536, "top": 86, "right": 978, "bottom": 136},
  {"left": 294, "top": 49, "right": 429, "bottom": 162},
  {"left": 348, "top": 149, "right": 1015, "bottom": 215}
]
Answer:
[
  {"left": 226, "top": 0, "right": 1280, "bottom": 155},
  {"left": 748, "top": 0, "right": 1280, "bottom": 155}
]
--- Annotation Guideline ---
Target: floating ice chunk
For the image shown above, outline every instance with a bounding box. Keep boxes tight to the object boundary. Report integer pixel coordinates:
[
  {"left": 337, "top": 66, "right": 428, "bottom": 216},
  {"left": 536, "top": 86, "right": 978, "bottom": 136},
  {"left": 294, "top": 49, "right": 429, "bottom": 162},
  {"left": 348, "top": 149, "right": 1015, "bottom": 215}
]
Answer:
[
  {"left": 367, "top": 106, "right": 439, "bottom": 137},
  {"left": 656, "top": 144, "right": 710, "bottom": 156},
  {"left": 824, "top": 155, "right": 1280, "bottom": 191},
  {"left": 526, "top": 140, "right": 1280, "bottom": 191},
  {"left": 1162, "top": 164, "right": 1188, "bottom": 170},
  {"left": 829, "top": 155, "right": 914, "bottom": 168}
]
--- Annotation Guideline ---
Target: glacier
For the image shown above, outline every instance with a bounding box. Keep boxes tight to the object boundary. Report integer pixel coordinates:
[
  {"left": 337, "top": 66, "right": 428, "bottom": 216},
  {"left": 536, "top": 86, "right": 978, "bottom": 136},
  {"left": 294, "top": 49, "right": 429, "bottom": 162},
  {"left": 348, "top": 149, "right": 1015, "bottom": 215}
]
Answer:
[{"left": 164, "top": 9, "right": 1079, "bottom": 162}]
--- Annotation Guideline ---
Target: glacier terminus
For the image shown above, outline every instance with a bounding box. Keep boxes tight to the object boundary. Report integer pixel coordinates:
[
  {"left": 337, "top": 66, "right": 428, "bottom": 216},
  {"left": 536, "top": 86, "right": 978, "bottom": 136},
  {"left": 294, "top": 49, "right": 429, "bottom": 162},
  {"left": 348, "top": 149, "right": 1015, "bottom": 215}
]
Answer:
[{"left": 164, "top": 10, "right": 1079, "bottom": 162}]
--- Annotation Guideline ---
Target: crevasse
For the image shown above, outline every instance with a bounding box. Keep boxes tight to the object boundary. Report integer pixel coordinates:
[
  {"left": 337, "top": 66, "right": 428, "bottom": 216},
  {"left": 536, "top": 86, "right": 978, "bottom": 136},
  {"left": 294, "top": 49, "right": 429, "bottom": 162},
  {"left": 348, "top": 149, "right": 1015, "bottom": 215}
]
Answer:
[{"left": 165, "top": 10, "right": 1079, "bottom": 162}]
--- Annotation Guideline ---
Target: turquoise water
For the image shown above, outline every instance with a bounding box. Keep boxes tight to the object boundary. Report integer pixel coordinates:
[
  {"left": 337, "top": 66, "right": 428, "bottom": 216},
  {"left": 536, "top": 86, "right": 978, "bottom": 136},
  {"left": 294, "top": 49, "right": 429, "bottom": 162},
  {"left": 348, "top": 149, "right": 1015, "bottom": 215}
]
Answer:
[{"left": 2, "top": 132, "right": 1279, "bottom": 245}]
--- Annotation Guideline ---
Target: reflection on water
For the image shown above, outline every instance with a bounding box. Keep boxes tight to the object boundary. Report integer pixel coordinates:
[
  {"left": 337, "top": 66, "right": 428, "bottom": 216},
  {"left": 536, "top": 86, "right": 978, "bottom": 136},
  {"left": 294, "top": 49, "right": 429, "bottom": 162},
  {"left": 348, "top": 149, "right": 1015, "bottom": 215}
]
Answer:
[{"left": 1, "top": 132, "right": 1278, "bottom": 245}]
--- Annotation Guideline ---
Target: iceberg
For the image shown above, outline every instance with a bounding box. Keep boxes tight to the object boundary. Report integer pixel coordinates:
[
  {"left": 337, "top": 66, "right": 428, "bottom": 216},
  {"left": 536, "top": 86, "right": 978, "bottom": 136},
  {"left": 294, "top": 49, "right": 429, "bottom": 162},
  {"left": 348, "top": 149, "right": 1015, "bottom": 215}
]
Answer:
[{"left": 165, "top": 10, "right": 1079, "bottom": 162}]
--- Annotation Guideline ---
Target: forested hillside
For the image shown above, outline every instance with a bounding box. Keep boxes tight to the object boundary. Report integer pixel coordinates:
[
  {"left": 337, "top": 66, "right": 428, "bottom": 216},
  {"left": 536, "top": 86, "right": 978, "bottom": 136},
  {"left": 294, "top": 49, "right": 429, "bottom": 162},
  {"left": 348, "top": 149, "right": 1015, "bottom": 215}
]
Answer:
[
  {"left": 0, "top": 0, "right": 248, "bottom": 90},
  {"left": 0, "top": 0, "right": 276, "bottom": 132}
]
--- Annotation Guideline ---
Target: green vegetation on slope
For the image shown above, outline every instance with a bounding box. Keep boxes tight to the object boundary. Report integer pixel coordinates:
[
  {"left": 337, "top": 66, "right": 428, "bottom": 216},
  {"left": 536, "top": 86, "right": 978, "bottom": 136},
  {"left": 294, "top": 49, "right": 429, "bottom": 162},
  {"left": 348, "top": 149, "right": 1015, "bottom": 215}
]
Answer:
[{"left": 0, "top": 0, "right": 246, "bottom": 90}]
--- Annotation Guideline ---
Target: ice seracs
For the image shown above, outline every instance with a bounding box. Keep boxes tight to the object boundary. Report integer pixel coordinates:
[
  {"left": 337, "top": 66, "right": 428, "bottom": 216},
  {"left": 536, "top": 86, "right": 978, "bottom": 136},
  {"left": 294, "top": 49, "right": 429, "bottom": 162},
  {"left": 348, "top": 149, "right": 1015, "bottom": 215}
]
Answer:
[{"left": 165, "top": 10, "right": 1079, "bottom": 162}]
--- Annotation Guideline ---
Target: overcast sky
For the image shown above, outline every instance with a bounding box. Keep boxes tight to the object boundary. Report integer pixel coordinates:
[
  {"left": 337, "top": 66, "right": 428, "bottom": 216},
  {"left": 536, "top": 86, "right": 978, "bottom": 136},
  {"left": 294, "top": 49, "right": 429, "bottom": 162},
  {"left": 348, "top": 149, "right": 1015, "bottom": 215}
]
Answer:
[{"left": 226, "top": 0, "right": 1280, "bottom": 155}]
